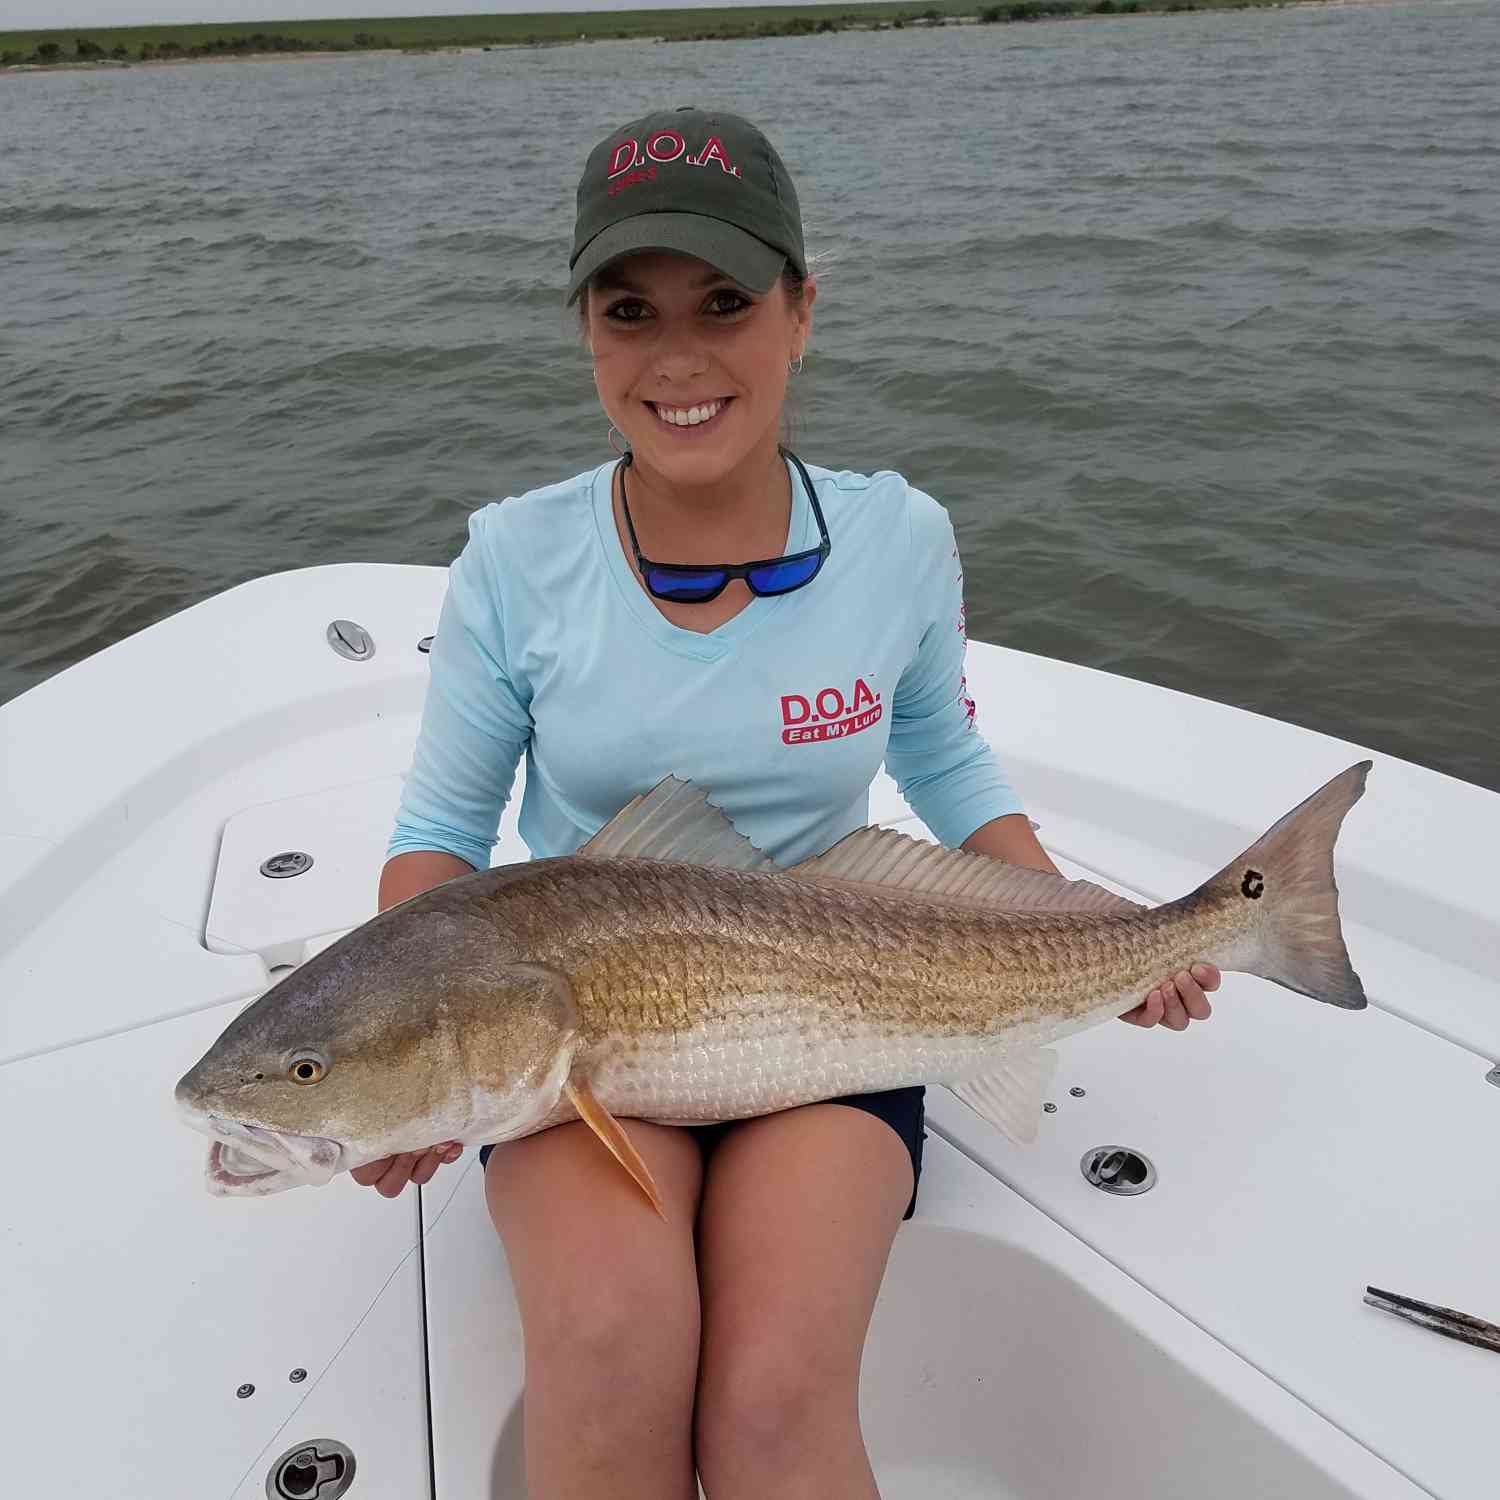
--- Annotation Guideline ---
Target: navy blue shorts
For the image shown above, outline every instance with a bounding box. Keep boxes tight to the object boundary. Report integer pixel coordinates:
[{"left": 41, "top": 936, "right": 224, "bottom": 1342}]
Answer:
[{"left": 479, "top": 1085, "right": 926, "bottom": 1220}]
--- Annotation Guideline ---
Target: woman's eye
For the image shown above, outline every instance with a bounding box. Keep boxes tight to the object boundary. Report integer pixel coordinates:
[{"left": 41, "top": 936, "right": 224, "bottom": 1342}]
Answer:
[
  {"left": 601, "top": 291, "right": 748, "bottom": 323},
  {"left": 707, "top": 290, "right": 751, "bottom": 317}
]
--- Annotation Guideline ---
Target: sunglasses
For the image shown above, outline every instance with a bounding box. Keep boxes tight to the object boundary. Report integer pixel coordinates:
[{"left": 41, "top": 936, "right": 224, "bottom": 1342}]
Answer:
[{"left": 618, "top": 446, "right": 831, "bottom": 604}]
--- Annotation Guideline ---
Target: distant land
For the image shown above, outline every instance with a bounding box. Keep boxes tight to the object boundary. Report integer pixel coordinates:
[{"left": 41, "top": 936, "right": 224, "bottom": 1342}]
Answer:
[{"left": 0, "top": 0, "right": 1362, "bottom": 68}]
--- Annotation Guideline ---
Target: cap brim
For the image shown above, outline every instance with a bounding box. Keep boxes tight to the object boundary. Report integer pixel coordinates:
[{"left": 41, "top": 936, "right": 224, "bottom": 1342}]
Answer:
[{"left": 567, "top": 213, "right": 786, "bottom": 305}]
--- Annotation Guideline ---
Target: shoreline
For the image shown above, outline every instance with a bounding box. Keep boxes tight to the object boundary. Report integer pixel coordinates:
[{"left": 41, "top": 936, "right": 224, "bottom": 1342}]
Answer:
[{"left": 1, "top": 0, "right": 1402, "bottom": 74}]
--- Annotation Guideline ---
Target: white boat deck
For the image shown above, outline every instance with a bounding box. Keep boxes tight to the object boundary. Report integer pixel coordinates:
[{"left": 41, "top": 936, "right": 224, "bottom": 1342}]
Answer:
[{"left": 2, "top": 563, "right": 1495, "bottom": 1498}]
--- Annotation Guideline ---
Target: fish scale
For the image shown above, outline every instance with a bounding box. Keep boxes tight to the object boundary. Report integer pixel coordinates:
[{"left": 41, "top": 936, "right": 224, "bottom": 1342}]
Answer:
[{"left": 527, "top": 861, "right": 1219, "bottom": 1058}]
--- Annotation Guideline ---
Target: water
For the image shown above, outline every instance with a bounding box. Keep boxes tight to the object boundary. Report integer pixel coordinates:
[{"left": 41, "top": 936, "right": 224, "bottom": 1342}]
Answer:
[{"left": 2, "top": 1, "right": 1497, "bottom": 792}]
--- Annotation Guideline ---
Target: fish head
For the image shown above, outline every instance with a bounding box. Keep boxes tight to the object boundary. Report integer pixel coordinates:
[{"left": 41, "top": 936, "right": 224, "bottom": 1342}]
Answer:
[{"left": 175, "top": 898, "right": 580, "bottom": 1196}]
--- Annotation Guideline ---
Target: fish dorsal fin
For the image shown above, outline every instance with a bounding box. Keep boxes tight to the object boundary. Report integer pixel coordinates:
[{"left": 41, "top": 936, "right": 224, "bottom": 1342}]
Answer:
[
  {"left": 789, "top": 825, "right": 1145, "bottom": 915},
  {"left": 577, "top": 776, "right": 777, "bottom": 872},
  {"left": 949, "top": 1047, "right": 1060, "bottom": 1144}
]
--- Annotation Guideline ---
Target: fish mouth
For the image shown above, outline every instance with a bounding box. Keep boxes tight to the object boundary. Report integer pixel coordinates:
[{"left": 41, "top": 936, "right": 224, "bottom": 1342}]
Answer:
[
  {"left": 186, "top": 1112, "right": 343, "bottom": 1197},
  {"left": 207, "top": 1137, "right": 286, "bottom": 1193}
]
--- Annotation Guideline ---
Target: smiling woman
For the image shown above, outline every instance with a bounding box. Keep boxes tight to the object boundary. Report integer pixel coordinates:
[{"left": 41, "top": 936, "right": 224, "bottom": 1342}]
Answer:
[
  {"left": 369, "top": 105, "right": 1218, "bottom": 1499},
  {"left": 579, "top": 248, "right": 827, "bottom": 624}
]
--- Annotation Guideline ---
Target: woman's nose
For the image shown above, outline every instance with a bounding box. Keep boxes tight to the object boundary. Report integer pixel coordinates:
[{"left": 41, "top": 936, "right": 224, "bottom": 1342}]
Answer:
[{"left": 653, "top": 327, "right": 709, "bottom": 382}]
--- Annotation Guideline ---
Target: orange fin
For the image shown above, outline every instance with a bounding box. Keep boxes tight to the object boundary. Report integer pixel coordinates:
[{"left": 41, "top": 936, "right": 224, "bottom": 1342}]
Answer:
[{"left": 564, "top": 1076, "right": 667, "bottom": 1220}]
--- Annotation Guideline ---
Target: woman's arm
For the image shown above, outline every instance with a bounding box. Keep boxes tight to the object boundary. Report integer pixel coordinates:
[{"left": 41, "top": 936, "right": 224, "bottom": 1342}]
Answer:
[
  {"left": 961, "top": 812, "right": 1058, "bottom": 874},
  {"left": 884, "top": 494, "right": 1218, "bottom": 1032},
  {"left": 377, "top": 850, "right": 475, "bottom": 914},
  {"left": 361, "top": 513, "right": 530, "bottom": 1197},
  {"left": 386, "top": 508, "right": 534, "bottom": 873},
  {"left": 882, "top": 498, "right": 1027, "bottom": 848},
  {"left": 960, "top": 814, "right": 1218, "bottom": 1029}
]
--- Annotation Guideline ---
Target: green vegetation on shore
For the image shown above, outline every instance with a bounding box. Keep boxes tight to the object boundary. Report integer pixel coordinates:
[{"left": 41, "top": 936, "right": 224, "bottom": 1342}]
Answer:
[{"left": 0, "top": 0, "right": 1303, "bottom": 69}]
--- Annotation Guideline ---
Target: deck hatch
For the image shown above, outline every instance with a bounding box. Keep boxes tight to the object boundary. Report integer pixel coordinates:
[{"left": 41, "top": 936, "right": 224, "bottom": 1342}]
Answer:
[
  {"left": 267, "top": 1438, "right": 356, "bottom": 1498},
  {"left": 1082, "top": 1145, "right": 1157, "bottom": 1196}
]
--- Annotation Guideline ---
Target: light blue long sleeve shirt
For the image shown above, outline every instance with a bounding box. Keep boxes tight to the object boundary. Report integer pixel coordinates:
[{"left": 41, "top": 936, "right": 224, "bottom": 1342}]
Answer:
[{"left": 386, "top": 457, "right": 1026, "bottom": 871}]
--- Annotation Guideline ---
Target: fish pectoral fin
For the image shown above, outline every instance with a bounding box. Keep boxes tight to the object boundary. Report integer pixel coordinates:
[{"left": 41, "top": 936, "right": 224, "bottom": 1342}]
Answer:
[
  {"left": 948, "top": 1047, "right": 1060, "bottom": 1145},
  {"left": 563, "top": 1075, "right": 668, "bottom": 1220}
]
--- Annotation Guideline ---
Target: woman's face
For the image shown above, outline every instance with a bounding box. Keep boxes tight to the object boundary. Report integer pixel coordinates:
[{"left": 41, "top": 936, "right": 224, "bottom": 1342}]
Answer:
[{"left": 585, "top": 250, "right": 815, "bottom": 489}]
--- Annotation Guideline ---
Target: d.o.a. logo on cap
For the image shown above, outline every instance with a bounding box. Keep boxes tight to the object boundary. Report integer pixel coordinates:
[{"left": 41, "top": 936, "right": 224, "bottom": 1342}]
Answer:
[{"left": 607, "top": 129, "right": 742, "bottom": 198}]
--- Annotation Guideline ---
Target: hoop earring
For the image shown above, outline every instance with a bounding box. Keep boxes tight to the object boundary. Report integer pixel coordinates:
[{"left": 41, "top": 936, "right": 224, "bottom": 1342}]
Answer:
[
  {"left": 607, "top": 425, "right": 628, "bottom": 456},
  {"left": 788, "top": 353, "right": 804, "bottom": 375}
]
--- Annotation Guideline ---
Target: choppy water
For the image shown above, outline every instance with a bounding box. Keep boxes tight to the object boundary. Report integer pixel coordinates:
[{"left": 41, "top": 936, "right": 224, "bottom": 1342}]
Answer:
[{"left": 2, "top": 1, "right": 1497, "bottom": 792}]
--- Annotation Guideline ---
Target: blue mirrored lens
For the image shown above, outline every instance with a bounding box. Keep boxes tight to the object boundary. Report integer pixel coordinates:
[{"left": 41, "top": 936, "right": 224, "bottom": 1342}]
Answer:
[
  {"left": 648, "top": 567, "right": 727, "bottom": 601},
  {"left": 748, "top": 552, "right": 822, "bottom": 595}
]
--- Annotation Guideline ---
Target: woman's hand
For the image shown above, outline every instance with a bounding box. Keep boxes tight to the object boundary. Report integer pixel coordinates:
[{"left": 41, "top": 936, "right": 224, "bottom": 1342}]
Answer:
[
  {"left": 350, "top": 1142, "right": 463, "bottom": 1197},
  {"left": 1119, "top": 964, "right": 1220, "bottom": 1030}
]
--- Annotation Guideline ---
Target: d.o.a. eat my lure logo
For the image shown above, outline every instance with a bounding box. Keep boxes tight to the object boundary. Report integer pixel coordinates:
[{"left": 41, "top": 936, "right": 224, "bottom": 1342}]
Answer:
[
  {"left": 781, "top": 677, "right": 883, "bottom": 745},
  {"left": 606, "top": 130, "right": 743, "bottom": 197}
]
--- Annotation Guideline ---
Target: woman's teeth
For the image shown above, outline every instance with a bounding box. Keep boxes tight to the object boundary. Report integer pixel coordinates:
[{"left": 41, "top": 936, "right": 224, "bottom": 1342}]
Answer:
[{"left": 652, "top": 399, "right": 726, "bottom": 428}]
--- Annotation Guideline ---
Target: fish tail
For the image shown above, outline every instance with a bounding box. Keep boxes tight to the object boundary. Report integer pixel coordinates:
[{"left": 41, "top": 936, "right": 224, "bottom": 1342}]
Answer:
[{"left": 1202, "top": 761, "right": 1372, "bottom": 1009}]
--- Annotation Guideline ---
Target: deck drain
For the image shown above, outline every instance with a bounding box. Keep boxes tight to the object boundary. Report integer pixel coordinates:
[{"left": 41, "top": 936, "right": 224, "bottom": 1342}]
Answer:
[
  {"left": 1081, "top": 1146, "right": 1156, "bottom": 1196},
  {"left": 266, "top": 1439, "right": 356, "bottom": 1499}
]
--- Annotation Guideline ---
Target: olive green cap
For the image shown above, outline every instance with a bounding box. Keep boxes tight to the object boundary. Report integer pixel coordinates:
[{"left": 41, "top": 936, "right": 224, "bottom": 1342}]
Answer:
[{"left": 567, "top": 107, "right": 806, "bottom": 305}]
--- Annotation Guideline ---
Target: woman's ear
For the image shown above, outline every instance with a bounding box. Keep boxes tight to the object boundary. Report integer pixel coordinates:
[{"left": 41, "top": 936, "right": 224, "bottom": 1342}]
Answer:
[{"left": 797, "top": 276, "right": 817, "bottom": 344}]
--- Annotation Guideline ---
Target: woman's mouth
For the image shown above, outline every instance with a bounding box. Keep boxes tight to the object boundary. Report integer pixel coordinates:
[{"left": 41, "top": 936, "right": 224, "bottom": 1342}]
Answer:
[{"left": 646, "top": 397, "right": 732, "bottom": 433}]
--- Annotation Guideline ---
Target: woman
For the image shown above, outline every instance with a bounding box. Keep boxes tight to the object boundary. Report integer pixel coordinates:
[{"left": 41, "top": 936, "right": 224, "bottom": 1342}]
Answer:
[{"left": 365, "top": 107, "right": 1219, "bottom": 1500}]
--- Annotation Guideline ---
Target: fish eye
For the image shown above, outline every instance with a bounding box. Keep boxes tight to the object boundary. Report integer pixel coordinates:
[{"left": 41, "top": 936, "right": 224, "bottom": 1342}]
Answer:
[{"left": 288, "top": 1054, "right": 326, "bottom": 1085}]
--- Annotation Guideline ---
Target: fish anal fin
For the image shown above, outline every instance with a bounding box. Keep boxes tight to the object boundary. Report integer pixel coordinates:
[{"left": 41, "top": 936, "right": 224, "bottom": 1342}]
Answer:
[
  {"left": 948, "top": 1047, "right": 1061, "bottom": 1144},
  {"left": 577, "top": 776, "right": 776, "bottom": 872},
  {"left": 564, "top": 1075, "right": 668, "bottom": 1219},
  {"left": 792, "top": 826, "right": 1143, "bottom": 916}
]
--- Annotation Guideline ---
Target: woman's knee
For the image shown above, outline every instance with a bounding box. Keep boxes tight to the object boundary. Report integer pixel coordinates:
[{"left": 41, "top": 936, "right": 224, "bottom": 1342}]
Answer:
[
  {"left": 696, "top": 1336, "right": 861, "bottom": 1475},
  {"left": 483, "top": 1120, "right": 705, "bottom": 1412},
  {"left": 528, "top": 1281, "right": 701, "bottom": 1463}
]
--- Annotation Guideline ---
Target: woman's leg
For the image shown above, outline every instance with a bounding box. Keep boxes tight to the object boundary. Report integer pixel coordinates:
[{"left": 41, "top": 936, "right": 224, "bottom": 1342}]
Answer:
[
  {"left": 692, "top": 1102, "right": 915, "bottom": 1500},
  {"left": 484, "top": 1118, "right": 706, "bottom": 1500}
]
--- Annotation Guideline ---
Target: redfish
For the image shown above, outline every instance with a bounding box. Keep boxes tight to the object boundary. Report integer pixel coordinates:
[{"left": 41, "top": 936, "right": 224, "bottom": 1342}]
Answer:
[{"left": 176, "top": 765, "right": 1370, "bottom": 1213}]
